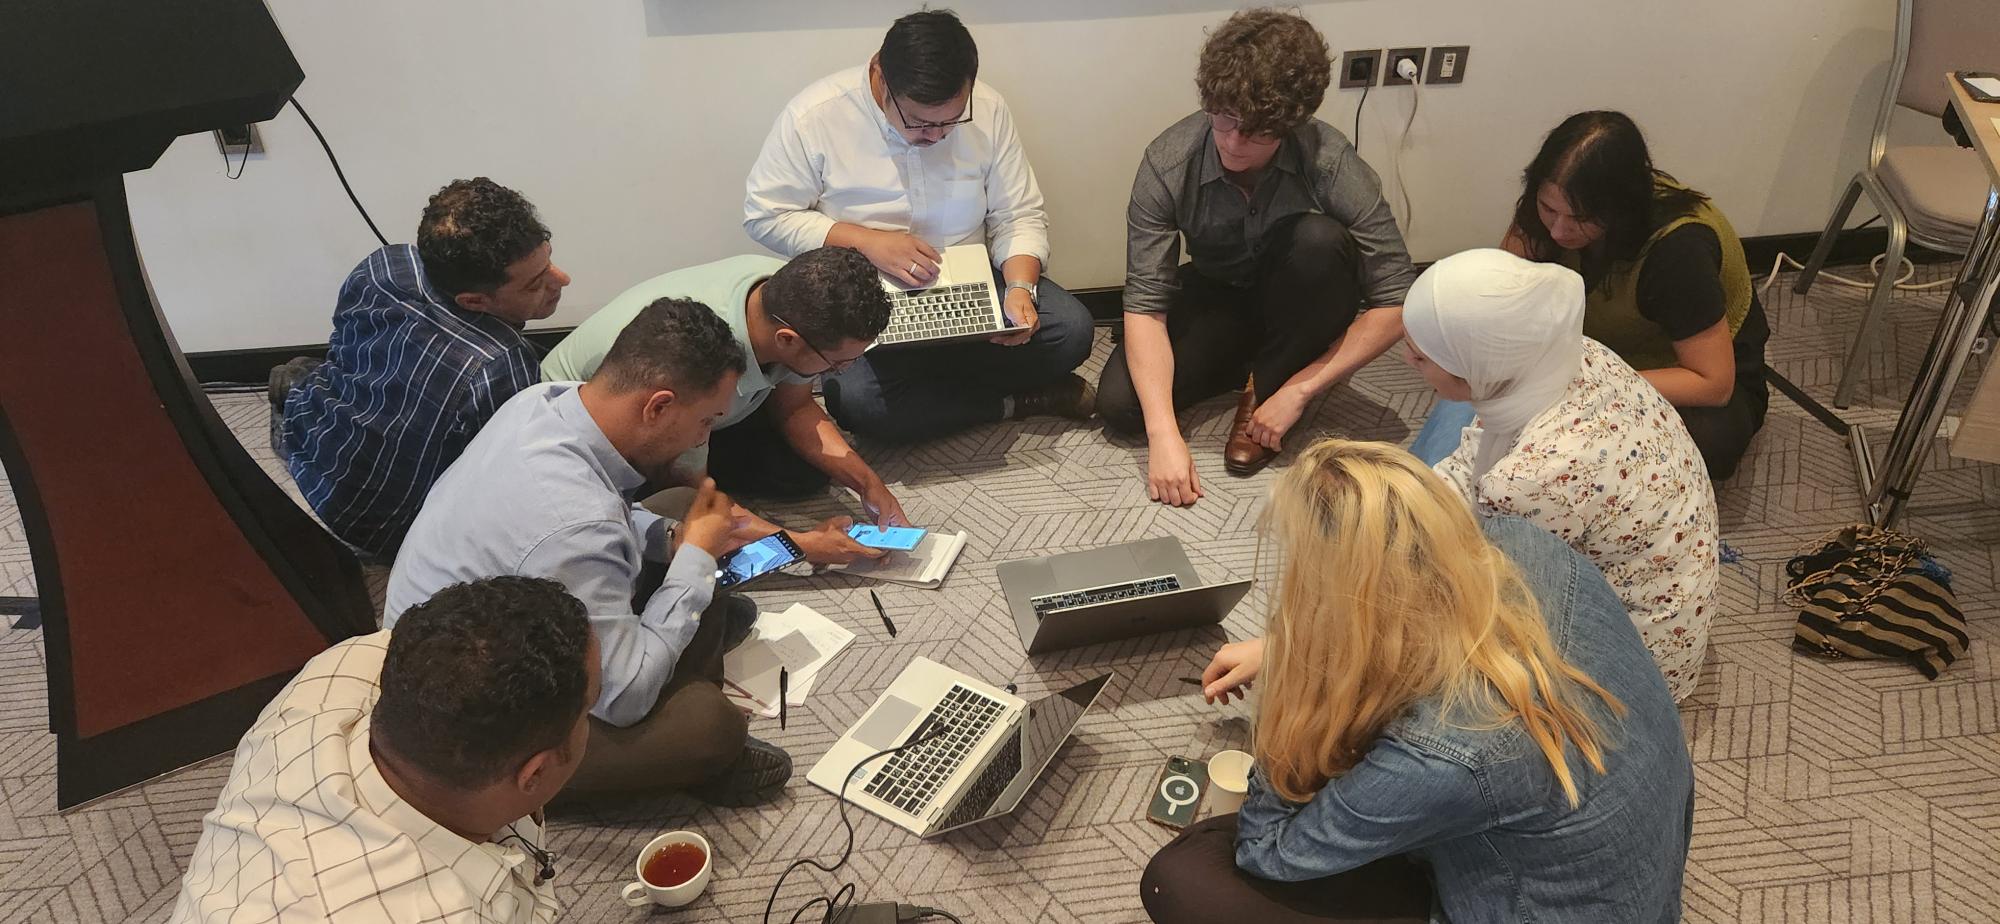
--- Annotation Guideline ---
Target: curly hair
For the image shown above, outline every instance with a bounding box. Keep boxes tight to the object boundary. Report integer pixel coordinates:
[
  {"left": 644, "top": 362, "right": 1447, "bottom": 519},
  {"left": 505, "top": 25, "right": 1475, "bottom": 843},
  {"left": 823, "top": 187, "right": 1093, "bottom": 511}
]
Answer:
[
  {"left": 415, "top": 177, "right": 550, "bottom": 296},
  {"left": 1195, "top": 8, "right": 1332, "bottom": 137},
  {"left": 373, "top": 576, "right": 592, "bottom": 789},
  {"left": 597, "top": 296, "right": 747, "bottom": 396},
  {"left": 760, "top": 246, "right": 892, "bottom": 346},
  {"left": 879, "top": 8, "right": 978, "bottom": 105}
]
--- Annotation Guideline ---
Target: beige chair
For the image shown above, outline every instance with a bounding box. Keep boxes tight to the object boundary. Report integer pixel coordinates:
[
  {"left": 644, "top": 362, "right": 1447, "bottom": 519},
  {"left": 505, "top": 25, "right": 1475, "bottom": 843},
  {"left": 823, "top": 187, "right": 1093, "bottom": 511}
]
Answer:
[{"left": 1795, "top": 0, "right": 1995, "bottom": 408}]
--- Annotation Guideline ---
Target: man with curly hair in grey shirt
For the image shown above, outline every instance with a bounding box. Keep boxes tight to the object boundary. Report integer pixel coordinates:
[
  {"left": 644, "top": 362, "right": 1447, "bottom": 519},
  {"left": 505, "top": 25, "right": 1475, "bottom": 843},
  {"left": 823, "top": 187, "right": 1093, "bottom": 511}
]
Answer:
[{"left": 1100, "top": 8, "right": 1417, "bottom": 499}]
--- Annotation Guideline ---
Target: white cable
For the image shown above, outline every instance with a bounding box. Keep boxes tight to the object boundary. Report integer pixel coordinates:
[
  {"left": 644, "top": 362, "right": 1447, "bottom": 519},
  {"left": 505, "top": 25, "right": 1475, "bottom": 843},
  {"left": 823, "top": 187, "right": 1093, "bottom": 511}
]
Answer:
[
  {"left": 1391, "top": 60, "right": 1420, "bottom": 235},
  {"left": 1756, "top": 250, "right": 1955, "bottom": 301}
]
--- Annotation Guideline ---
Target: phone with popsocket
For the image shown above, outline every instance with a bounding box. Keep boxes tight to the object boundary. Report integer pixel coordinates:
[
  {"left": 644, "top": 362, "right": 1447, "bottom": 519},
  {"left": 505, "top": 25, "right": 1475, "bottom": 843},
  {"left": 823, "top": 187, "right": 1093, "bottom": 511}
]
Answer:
[{"left": 1146, "top": 755, "right": 1210, "bottom": 829}]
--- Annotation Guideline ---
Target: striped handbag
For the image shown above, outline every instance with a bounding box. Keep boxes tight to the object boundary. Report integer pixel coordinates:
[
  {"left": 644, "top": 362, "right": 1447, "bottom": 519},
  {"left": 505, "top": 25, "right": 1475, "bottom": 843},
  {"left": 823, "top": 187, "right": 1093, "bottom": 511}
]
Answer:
[{"left": 1783, "top": 525, "right": 1969, "bottom": 679}]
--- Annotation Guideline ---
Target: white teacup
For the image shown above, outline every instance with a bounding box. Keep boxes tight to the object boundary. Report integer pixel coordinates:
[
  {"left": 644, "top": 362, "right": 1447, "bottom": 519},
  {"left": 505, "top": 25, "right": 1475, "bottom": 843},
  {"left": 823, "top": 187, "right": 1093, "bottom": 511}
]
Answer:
[
  {"left": 1207, "top": 749, "right": 1253, "bottom": 816},
  {"left": 621, "top": 831, "right": 713, "bottom": 909}
]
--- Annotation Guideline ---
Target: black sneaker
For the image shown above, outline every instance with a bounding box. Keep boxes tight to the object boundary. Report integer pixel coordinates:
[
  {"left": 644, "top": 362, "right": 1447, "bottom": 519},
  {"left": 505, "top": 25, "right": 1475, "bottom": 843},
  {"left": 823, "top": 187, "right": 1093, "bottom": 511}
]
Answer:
[
  {"left": 1012, "top": 373, "right": 1096, "bottom": 421},
  {"left": 686, "top": 736, "right": 792, "bottom": 807}
]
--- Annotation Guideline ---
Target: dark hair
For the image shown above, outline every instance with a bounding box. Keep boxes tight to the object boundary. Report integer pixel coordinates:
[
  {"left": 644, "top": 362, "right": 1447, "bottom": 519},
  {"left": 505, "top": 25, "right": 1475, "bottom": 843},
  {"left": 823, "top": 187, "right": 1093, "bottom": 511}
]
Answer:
[
  {"left": 1196, "top": 8, "right": 1332, "bottom": 137},
  {"left": 1511, "top": 111, "right": 1707, "bottom": 282},
  {"left": 596, "top": 296, "right": 747, "bottom": 396},
  {"left": 373, "top": 576, "right": 592, "bottom": 789},
  {"left": 761, "top": 246, "right": 893, "bottom": 346},
  {"left": 879, "top": 8, "right": 978, "bottom": 105},
  {"left": 416, "top": 178, "right": 550, "bottom": 296}
]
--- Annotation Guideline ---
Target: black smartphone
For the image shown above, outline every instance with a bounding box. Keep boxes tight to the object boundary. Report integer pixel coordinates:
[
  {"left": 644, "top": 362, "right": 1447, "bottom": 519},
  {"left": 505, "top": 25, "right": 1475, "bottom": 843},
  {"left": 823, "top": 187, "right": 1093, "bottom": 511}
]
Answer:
[
  {"left": 1959, "top": 72, "right": 2000, "bottom": 104},
  {"left": 1146, "top": 755, "right": 1209, "bottom": 829},
  {"left": 715, "top": 532, "right": 805, "bottom": 588}
]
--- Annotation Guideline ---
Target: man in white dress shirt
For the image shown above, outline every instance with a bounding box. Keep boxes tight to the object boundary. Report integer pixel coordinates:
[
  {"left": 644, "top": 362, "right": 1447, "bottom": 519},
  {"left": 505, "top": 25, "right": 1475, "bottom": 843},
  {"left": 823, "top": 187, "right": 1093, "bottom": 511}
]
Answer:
[
  {"left": 744, "top": 8, "right": 1096, "bottom": 444},
  {"left": 171, "top": 577, "right": 598, "bottom": 923}
]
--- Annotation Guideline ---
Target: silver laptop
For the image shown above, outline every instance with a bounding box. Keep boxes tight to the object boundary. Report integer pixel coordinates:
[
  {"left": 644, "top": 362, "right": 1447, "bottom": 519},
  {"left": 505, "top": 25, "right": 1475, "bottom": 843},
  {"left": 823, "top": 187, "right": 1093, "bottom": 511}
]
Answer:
[
  {"left": 997, "top": 537, "right": 1253, "bottom": 655},
  {"left": 805, "top": 657, "right": 1112, "bottom": 838},
  {"left": 874, "top": 243, "right": 1009, "bottom": 346}
]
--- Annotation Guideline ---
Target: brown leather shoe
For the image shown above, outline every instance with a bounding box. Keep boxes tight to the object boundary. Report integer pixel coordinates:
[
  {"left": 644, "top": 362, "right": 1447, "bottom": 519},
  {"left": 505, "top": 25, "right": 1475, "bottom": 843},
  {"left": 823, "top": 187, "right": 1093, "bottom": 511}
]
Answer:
[{"left": 1224, "top": 381, "right": 1276, "bottom": 476}]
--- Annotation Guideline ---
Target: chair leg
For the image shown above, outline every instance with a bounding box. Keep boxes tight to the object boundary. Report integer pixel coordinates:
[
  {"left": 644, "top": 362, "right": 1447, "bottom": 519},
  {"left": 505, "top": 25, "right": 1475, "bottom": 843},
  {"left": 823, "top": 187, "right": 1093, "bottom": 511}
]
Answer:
[
  {"left": 1833, "top": 218, "right": 1907, "bottom": 408},
  {"left": 1795, "top": 178, "right": 1865, "bottom": 295}
]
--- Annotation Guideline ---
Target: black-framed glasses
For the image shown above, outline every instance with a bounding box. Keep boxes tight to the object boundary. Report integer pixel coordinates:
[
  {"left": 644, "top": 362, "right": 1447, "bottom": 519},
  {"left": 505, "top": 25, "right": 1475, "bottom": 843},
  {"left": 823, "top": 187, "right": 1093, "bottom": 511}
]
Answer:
[
  {"left": 768, "top": 313, "right": 859, "bottom": 374},
  {"left": 1205, "top": 111, "right": 1281, "bottom": 144},
  {"left": 890, "top": 92, "right": 974, "bottom": 131}
]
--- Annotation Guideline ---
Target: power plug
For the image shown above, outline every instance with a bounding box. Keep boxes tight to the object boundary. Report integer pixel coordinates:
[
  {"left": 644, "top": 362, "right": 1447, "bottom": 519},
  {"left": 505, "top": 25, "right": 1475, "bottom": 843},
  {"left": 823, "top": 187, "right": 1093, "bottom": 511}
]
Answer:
[{"left": 1395, "top": 57, "right": 1420, "bottom": 81}]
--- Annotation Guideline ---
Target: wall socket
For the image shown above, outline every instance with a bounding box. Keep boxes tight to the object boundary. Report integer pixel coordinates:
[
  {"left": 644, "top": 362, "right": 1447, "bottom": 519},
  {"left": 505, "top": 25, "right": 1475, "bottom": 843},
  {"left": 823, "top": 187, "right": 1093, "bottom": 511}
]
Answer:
[
  {"left": 1426, "top": 45, "right": 1470, "bottom": 85},
  {"left": 214, "top": 123, "right": 264, "bottom": 157},
  {"left": 1339, "top": 49, "right": 1381, "bottom": 89},
  {"left": 1384, "top": 47, "right": 1426, "bottom": 87}
]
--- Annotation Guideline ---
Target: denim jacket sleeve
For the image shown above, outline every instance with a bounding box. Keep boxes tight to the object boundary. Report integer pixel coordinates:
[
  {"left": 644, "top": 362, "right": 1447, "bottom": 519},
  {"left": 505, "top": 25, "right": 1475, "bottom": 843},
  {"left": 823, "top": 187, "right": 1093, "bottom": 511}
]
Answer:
[{"left": 1234, "top": 736, "right": 1491, "bottom": 881}]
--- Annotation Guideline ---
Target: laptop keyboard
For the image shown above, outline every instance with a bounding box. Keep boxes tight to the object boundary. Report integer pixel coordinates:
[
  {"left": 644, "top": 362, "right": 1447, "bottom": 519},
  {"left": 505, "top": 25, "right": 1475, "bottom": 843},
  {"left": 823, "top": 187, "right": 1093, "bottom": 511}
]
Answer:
[
  {"left": 864, "top": 684, "right": 1007, "bottom": 816},
  {"left": 937, "top": 728, "right": 1022, "bottom": 831},
  {"left": 1029, "top": 575, "right": 1183, "bottom": 619},
  {"left": 879, "top": 283, "right": 1001, "bottom": 345}
]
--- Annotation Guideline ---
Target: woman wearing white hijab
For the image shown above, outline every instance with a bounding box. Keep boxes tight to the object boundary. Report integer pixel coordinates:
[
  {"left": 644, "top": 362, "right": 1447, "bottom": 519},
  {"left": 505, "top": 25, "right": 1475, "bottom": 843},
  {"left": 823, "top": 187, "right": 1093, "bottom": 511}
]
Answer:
[{"left": 1403, "top": 249, "right": 1718, "bottom": 701}]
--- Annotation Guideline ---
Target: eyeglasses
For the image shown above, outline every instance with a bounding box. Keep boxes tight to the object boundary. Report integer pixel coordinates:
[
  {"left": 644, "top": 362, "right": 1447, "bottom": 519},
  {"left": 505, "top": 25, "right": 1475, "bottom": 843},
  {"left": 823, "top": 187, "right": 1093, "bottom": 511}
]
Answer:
[
  {"left": 1206, "top": 111, "right": 1281, "bottom": 145},
  {"left": 768, "top": 313, "right": 859, "bottom": 374},
  {"left": 890, "top": 92, "right": 974, "bottom": 131}
]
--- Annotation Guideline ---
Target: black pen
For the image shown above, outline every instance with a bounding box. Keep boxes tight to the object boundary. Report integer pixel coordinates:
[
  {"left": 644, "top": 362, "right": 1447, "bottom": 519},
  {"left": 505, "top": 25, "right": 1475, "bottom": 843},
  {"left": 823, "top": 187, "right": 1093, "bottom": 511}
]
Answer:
[
  {"left": 1179, "top": 677, "right": 1205, "bottom": 686},
  {"left": 870, "top": 589, "right": 898, "bottom": 638},
  {"left": 779, "top": 668, "right": 788, "bottom": 730}
]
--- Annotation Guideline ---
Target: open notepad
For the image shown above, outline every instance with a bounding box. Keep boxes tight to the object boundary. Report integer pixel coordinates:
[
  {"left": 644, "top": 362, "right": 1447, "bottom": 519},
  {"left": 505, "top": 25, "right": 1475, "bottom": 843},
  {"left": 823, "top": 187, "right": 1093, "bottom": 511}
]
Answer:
[{"left": 829, "top": 529, "right": 968, "bottom": 588}]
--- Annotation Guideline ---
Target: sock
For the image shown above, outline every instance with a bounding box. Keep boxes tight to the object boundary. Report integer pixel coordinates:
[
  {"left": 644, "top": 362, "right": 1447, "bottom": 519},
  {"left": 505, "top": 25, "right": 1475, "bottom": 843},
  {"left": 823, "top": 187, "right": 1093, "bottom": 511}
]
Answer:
[{"left": 1001, "top": 396, "right": 1017, "bottom": 418}]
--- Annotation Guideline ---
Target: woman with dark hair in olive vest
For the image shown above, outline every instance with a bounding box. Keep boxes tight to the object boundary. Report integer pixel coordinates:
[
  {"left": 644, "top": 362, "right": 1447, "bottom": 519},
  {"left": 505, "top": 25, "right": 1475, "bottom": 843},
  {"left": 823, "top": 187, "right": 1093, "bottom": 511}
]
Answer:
[{"left": 1502, "top": 110, "right": 1769, "bottom": 481}]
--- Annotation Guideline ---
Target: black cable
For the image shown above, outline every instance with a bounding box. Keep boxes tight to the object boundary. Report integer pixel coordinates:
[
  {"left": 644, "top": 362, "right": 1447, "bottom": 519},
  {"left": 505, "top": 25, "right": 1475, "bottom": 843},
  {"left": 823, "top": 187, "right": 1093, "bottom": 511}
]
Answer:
[
  {"left": 764, "top": 725, "right": 950, "bottom": 924},
  {"left": 288, "top": 97, "right": 389, "bottom": 247},
  {"left": 907, "top": 909, "right": 965, "bottom": 924},
  {"left": 1351, "top": 83, "right": 1370, "bottom": 150}
]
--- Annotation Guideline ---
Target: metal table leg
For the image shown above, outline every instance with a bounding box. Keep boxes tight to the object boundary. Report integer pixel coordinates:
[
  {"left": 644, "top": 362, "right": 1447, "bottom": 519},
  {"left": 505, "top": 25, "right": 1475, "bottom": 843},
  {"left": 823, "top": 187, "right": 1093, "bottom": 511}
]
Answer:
[{"left": 1851, "top": 186, "right": 2000, "bottom": 527}]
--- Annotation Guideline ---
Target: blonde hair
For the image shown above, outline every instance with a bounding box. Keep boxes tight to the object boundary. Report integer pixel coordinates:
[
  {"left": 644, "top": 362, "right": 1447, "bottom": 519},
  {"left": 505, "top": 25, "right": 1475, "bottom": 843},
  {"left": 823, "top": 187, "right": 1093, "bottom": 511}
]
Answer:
[{"left": 1253, "top": 439, "right": 1624, "bottom": 807}]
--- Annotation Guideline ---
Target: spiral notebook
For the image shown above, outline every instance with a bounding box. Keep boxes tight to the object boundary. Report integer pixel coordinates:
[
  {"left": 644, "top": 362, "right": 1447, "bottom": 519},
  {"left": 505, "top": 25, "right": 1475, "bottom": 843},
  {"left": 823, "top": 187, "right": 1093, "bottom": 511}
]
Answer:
[{"left": 831, "top": 529, "right": 968, "bottom": 588}]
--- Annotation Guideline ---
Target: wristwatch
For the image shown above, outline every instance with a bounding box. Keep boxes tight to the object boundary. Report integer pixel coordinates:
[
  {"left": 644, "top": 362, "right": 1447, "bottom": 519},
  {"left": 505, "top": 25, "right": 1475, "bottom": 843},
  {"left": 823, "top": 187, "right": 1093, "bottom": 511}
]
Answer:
[{"left": 1004, "top": 279, "right": 1040, "bottom": 306}]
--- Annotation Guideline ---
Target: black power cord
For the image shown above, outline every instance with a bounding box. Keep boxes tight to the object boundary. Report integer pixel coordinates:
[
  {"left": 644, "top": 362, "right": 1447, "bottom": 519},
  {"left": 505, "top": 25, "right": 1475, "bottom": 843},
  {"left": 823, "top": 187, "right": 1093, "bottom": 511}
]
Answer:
[
  {"left": 288, "top": 96, "right": 389, "bottom": 247},
  {"left": 1351, "top": 82, "right": 1370, "bottom": 150},
  {"left": 766, "top": 725, "right": 958, "bottom": 924}
]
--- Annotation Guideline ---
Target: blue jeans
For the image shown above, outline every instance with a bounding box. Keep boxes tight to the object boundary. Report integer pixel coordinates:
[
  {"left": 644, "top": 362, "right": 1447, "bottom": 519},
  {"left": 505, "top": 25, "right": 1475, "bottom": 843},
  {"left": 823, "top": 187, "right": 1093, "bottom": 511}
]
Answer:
[
  {"left": 822, "top": 274, "right": 1094, "bottom": 443},
  {"left": 1409, "top": 399, "right": 1476, "bottom": 466}
]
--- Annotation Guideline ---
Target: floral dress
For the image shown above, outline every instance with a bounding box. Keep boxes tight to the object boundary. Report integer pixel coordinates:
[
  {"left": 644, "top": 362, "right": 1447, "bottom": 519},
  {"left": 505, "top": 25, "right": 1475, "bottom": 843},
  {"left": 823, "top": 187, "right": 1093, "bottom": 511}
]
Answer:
[{"left": 1434, "top": 339, "right": 1718, "bottom": 701}]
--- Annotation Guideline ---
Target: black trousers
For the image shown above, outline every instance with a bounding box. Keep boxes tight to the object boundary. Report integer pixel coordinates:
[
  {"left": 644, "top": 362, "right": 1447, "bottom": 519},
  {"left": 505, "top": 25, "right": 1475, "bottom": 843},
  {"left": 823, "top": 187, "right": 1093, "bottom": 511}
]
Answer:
[
  {"left": 1098, "top": 213, "right": 1365, "bottom": 437},
  {"left": 1677, "top": 294, "right": 1772, "bottom": 482},
  {"left": 1140, "top": 815, "right": 1432, "bottom": 924},
  {"left": 705, "top": 399, "right": 831, "bottom": 501}
]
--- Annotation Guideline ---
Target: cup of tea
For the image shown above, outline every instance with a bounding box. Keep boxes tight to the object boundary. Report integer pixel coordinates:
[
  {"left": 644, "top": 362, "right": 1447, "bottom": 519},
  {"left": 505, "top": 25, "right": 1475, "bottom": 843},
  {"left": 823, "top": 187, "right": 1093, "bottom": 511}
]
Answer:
[
  {"left": 621, "top": 831, "right": 712, "bottom": 909},
  {"left": 1206, "top": 749, "right": 1253, "bottom": 816}
]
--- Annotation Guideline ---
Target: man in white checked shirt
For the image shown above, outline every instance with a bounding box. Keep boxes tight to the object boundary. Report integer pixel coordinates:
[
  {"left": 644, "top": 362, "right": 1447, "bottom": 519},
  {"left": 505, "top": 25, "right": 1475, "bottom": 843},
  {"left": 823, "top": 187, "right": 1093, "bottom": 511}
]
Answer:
[{"left": 171, "top": 577, "right": 599, "bottom": 923}]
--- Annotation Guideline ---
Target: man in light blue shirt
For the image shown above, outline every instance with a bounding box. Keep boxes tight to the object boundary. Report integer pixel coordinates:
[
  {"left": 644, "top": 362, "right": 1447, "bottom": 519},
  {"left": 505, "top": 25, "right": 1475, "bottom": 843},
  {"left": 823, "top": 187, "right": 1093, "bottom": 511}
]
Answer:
[
  {"left": 386, "top": 297, "right": 788, "bottom": 805},
  {"left": 545, "top": 247, "right": 906, "bottom": 560}
]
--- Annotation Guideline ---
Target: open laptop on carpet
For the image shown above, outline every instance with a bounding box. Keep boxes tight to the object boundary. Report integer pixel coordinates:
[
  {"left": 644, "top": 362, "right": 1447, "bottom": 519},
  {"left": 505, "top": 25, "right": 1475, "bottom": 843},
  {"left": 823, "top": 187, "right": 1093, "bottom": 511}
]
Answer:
[
  {"left": 805, "top": 657, "right": 1112, "bottom": 838},
  {"left": 997, "top": 537, "right": 1253, "bottom": 654}
]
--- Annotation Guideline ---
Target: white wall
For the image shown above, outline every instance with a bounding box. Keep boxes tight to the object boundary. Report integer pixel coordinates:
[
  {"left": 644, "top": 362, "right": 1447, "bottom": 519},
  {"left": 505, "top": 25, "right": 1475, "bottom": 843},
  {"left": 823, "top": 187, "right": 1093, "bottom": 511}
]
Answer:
[{"left": 125, "top": 0, "right": 1941, "bottom": 353}]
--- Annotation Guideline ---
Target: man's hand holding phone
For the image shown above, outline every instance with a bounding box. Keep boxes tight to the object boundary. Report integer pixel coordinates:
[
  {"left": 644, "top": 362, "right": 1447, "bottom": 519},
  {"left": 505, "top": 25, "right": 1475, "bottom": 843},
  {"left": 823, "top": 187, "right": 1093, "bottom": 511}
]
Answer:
[{"left": 790, "top": 516, "right": 887, "bottom": 566}]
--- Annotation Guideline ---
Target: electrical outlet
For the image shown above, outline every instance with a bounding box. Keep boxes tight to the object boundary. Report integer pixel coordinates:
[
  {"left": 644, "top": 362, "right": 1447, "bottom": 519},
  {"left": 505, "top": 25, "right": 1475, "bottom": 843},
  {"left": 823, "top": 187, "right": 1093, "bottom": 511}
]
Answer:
[
  {"left": 1339, "top": 49, "right": 1381, "bottom": 89},
  {"left": 1384, "top": 47, "right": 1426, "bottom": 86},
  {"left": 1426, "top": 45, "right": 1470, "bottom": 85},
  {"left": 214, "top": 123, "right": 264, "bottom": 157}
]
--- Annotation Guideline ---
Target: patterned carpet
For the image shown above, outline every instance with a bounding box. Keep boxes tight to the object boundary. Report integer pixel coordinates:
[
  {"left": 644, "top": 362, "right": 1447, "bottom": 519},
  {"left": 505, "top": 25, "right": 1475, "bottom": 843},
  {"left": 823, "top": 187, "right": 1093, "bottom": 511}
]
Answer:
[{"left": 2, "top": 259, "right": 1997, "bottom": 923}]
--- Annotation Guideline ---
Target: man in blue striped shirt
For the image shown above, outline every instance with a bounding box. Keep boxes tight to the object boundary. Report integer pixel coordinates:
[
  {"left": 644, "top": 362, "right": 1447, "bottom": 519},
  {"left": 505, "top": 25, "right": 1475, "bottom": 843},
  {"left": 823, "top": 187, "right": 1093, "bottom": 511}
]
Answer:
[{"left": 281, "top": 178, "right": 570, "bottom": 558}]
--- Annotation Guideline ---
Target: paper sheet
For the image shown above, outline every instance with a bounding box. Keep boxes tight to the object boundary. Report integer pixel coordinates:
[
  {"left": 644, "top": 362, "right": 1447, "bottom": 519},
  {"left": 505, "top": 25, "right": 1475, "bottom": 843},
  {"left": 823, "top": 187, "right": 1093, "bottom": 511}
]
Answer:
[
  {"left": 832, "top": 530, "right": 968, "bottom": 587},
  {"left": 721, "top": 603, "right": 855, "bottom": 718}
]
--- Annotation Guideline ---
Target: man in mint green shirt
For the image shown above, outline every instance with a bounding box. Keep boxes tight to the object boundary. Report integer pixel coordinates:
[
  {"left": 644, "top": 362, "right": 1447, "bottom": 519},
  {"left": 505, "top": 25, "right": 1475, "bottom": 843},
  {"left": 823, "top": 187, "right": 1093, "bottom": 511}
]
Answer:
[{"left": 544, "top": 247, "right": 905, "bottom": 562}]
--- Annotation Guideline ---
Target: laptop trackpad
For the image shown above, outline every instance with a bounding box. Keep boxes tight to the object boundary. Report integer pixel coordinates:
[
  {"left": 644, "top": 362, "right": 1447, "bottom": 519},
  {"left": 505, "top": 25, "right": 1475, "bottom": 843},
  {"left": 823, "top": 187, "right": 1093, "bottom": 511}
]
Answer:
[{"left": 855, "top": 696, "right": 922, "bottom": 749}]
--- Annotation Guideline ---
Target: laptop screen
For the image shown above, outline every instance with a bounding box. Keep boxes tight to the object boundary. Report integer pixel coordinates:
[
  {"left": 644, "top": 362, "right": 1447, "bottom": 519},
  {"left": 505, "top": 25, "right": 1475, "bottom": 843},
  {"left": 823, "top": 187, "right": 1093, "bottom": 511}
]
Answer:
[{"left": 941, "top": 673, "right": 1111, "bottom": 831}]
